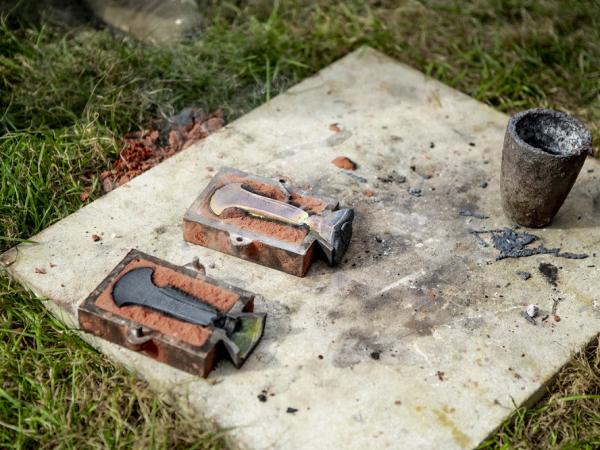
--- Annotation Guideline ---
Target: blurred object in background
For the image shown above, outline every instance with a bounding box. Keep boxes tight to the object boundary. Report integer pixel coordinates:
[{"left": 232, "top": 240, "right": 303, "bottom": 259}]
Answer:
[{"left": 84, "top": 0, "right": 202, "bottom": 43}]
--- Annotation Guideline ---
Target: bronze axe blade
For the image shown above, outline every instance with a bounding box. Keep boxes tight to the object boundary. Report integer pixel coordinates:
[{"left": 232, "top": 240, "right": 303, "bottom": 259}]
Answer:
[{"left": 209, "top": 182, "right": 353, "bottom": 265}]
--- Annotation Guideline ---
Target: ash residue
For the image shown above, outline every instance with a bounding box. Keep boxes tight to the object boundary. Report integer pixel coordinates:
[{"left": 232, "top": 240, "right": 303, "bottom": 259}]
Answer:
[
  {"left": 459, "top": 210, "right": 488, "bottom": 219},
  {"left": 539, "top": 262, "right": 558, "bottom": 286},
  {"left": 377, "top": 173, "right": 406, "bottom": 184},
  {"left": 467, "top": 227, "right": 588, "bottom": 260}
]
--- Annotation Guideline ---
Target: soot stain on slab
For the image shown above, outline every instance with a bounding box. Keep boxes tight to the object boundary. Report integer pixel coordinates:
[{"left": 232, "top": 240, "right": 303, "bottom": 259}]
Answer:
[
  {"left": 362, "top": 233, "right": 412, "bottom": 258},
  {"left": 333, "top": 327, "right": 391, "bottom": 368},
  {"left": 539, "top": 262, "right": 559, "bottom": 286},
  {"left": 404, "top": 315, "right": 436, "bottom": 337},
  {"left": 345, "top": 233, "right": 413, "bottom": 270}
]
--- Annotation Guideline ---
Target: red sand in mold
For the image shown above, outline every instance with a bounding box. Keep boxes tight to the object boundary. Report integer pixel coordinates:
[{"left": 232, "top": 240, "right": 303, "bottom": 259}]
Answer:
[
  {"left": 95, "top": 259, "right": 239, "bottom": 347},
  {"left": 101, "top": 109, "right": 225, "bottom": 193},
  {"left": 198, "top": 173, "right": 329, "bottom": 245}
]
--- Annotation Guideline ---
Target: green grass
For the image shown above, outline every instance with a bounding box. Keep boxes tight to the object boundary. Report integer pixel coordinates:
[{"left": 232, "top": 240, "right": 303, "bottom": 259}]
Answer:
[
  {"left": 0, "top": 277, "right": 227, "bottom": 449},
  {"left": 480, "top": 341, "right": 600, "bottom": 449},
  {"left": 1, "top": 0, "right": 599, "bottom": 447}
]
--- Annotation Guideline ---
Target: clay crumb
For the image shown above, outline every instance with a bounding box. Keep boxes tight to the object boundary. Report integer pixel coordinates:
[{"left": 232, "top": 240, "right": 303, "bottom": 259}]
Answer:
[
  {"left": 79, "top": 192, "right": 89, "bottom": 202},
  {"left": 206, "top": 166, "right": 213, "bottom": 171},
  {"left": 329, "top": 123, "right": 340, "bottom": 132},
  {"left": 92, "top": 234, "right": 101, "bottom": 242},
  {"left": 394, "top": 400, "right": 402, "bottom": 405},
  {"left": 332, "top": 156, "right": 357, "bottom": 170},
  {"left": 49, "top": 263, "right": 57, "bottom": 268},
  {"left": 365, "top": 190, "right": 373, "bottom": 197},
  {"left": 35, "top": 268, "right": 46, "bottom": 274},
  {"left": 554, "top": 315, "right": 561, "bottom": 322}
]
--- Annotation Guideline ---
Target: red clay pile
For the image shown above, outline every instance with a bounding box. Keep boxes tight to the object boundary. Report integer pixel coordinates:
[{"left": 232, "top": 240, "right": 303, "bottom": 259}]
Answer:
[{"left": 101, "top": 108, "right": 226, "bottom": 193}]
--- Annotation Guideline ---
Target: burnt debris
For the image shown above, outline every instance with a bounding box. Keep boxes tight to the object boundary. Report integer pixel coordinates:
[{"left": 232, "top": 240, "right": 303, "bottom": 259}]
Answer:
[
  {"left": 520, "top": 311, "right": 537, "bottom": 325},
  {"left": 341, "top": 170, "right": 367, "bottom": 183},
  {"left": 539, "top": 263, "right": 558, "bottom": 286},
  {"left": 466, "top": 227, "right": 588, "bottom": 261},
  {"left": 460, "top": 210, "right": 489, "bottom": 219},
  {"left": 377, "top": 174, "right": 406, "bottom": 184}
]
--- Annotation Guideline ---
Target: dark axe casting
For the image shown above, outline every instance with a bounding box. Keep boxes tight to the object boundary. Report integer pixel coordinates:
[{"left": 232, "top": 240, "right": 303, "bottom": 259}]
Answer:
[
  {"left": 112, "top": 268, "right": 236, "bottom": 330},
  {"left": 111, "top": 267, "right": 265, "bottom": 367}
]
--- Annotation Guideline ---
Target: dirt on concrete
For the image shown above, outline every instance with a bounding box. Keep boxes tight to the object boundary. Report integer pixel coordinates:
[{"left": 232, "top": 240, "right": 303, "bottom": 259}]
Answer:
[{"left": 100, "top": 108, "right": 225, "bottom": 193}]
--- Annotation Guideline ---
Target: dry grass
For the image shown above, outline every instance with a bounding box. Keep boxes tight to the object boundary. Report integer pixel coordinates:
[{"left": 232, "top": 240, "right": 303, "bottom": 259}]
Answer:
[{"left": 482, "top": 340, "right": 600, "bottom": 449}]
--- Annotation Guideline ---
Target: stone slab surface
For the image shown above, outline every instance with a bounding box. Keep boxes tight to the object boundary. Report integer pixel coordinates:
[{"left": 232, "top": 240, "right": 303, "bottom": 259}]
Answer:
[{"left": 2, "top": 48, "right": 600, "bottom": 449}]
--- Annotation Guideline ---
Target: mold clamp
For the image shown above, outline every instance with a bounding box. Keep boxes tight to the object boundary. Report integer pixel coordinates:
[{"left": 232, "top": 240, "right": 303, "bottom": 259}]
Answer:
[
  {"left": 111, "top": 267, "right": 265, "bottom": 367},
  {"left": 210, "top": 182, "right": 354, "bottom": 265}
]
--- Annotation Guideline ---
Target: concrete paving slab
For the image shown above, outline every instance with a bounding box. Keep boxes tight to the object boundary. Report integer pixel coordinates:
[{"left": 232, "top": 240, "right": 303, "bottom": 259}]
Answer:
[{"left": 2, "top": 47, "right": 599, "bottom": 449}]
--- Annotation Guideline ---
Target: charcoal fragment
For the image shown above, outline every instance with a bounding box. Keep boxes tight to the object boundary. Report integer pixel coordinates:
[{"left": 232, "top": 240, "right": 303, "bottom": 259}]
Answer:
[{"left": 460, "top": 210, "right": 488, "bottom": 219}]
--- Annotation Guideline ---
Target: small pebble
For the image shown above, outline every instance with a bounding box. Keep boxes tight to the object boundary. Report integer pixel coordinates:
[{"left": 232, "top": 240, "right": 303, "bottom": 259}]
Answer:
[
  {"left": 483, "top": 160, "right": 489, "bottom": 164},
  {"left": 469, "top": 142, "right": 476, "bottom": 147},
  {"left": 258, "top": 394, "right": 267, "bottom": 402},
  {"left": 208, "top": 263, "right": 216, "bottom": 269},
  {"left": 588, "top": 169, "right": 594, "bottom": 173},
  {"left": 371, "top": 351, "right": 380, "bottom": 360},
  {"left": 480, "top": 182, "right": 488, "bottom": 188},
  {"left": 408, "top": 188, "right": 422, "bottom": 197},
  {"left": 286, "top": 407, "right": 298, "bottom": 414},
  {"left": 517, "top": 271, "right": 531, "bottom": 280},
  {"left": 354, "top": 413, "right": 362, "bottom": 422},
  {"left": 526, "top": 305, "right": 539, "bottom": 318}
]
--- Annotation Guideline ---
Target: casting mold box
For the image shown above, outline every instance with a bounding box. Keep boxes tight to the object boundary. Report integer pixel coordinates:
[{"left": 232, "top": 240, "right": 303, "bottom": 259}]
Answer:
[
  {"left": 182, "top": 167, "right": 353, "bottom": 277},
  {"left": 78, "top": 249, "right": 265, "bottom": 378}
]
